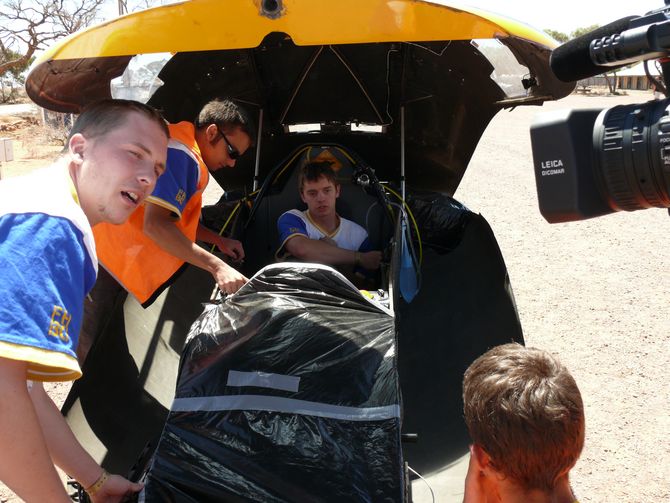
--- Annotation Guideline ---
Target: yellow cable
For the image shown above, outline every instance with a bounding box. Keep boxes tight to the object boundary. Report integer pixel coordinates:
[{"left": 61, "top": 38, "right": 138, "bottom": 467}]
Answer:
[
  {"left": 209, "top": 201, "right": 242, "bottom": 253},
  {"left": 208, "top": 142, "right": 309, "bottom": 254},
  {"left": 273, "top": 145, "right": 355, "bottom": 186},
  {"left": 334, "top": 146, "right": 356, "bottom": 164},
  {"left": 207, "top": 144, "right": 314, "bottom": 255},
  {"left": 218, "top": 202, "right": 242, "bottom": 236},
  {"left": 272, "top": 146, "right": 312, "bottom": 184},
  {"left": 384, "top": 185, "right": 423, "bottom": 266},
  {"left": 207, "top": 185, "right": 263, "bottom": 253}
]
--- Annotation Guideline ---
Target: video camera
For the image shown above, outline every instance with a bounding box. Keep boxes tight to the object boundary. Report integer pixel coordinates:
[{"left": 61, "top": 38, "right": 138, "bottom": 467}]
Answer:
[{"left": 530, "top": 1, "right": 670, "bottom": 223}]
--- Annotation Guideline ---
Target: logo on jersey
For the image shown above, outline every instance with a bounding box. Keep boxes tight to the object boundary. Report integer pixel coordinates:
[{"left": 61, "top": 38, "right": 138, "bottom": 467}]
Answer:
[{"left": 48, "top": 305, "right": 71, "bottom": 343}]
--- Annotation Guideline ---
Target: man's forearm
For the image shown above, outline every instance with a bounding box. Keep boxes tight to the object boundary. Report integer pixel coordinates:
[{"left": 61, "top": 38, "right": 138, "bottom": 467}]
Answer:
[
  {"left": 29, "top": 382, "right": 103, "bottom": 489},
  {"left": 286, "top": 236, "right": 356, "bottom": 265},
  {"left": 196, "top": 223, "right": 221, "bottom": 245},
  {"left": 144, "top": 208, "right": 227, "bottom": 275},
  {"left": 0, "top": 359, "right": 71, "bottom": 503},
  {"left": 144, "top": 204, "right": 247, "bottom": 294}
]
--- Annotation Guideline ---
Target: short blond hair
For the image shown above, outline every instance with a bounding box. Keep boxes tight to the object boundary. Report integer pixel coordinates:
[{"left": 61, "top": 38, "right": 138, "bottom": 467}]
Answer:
[{"left": 463, "top": 343, "right": 584, "bottom": 492}]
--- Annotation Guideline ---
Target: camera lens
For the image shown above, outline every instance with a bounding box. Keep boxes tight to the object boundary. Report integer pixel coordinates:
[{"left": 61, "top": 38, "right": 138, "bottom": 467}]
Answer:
[{"left": 593, "top": 98, "right": 670, "bottom": 211}]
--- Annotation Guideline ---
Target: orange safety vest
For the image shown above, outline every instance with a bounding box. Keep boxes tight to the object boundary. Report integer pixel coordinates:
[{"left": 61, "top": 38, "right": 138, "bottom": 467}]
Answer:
[{"left": 93, "top": 122, "right": 209, "bottom": 306}]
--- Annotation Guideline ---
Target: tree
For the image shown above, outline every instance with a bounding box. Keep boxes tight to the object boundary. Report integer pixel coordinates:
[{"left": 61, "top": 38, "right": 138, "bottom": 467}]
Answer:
[
  {"left": 0, "top": 0, "right": 106, "bottom": 76},
  {"left": 544, "top": 23, "right": 622, "bottom": 94},
  {"left": 0, "top": 46, "right": 31, "bottom": 102},
  {"left": 570, "top": 24, "right": 620, "bottom": 94},
  {"left": 545, "top": 29, "right": 569, "bottom": 43},
  {"left": 570, "top": 24, "right": 600, "bottom": 39}
]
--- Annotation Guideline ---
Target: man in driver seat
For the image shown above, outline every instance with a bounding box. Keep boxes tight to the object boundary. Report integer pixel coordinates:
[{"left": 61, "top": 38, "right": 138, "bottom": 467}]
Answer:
[{"left": 276, "top": 161, "right": 382, "bottom": 281}]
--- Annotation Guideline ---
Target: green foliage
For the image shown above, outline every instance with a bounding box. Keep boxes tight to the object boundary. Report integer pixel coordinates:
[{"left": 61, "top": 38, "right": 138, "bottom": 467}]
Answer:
[
  {"left": 0, "top": 47, "right": 31, "bottom": 103},
  {"left": 570, "top": 24, "right": 601, "bottom": 39},
  {"left": 544, "top": 23, "right": 621, "bottom": 93},
  {"left": 1, "top": 47, "right": 30, "bottom": 78},
  {"left": 545, "top": 29, "right": 569, "bottom": 43},
  {"left": 570, "top": 24, "right": 618, "bottom": 93},
  {"left": 544, "top": 24, "right": 601, "bottom": 42}
]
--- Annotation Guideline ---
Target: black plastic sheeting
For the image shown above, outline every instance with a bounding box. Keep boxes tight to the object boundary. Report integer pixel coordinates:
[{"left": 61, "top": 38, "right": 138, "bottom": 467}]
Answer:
[
  {"left": 142, "top": 264, "right": 404, "bottom": 503},
  {"left": 407, "top": 192, "right": 471, "bottom": 254}
]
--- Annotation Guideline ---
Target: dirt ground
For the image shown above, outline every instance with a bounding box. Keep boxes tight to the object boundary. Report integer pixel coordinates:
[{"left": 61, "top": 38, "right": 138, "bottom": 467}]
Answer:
[
  {"left": 457, "top": 90, "right": 669, "bottom": 503},
  {"left": 0, "top": 90, "right": 668, "bottom": 502}
]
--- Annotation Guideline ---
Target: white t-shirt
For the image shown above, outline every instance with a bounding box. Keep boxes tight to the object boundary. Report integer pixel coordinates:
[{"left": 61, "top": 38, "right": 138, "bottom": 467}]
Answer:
[{"left": 276, "top": 209, "right": 371, "bottom": 260}]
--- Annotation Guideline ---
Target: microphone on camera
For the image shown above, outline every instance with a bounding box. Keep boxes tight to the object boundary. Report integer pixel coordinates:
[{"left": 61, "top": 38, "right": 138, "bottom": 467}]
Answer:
[{"left": 550, "top": 16, "right": 639, "bottom": 82}]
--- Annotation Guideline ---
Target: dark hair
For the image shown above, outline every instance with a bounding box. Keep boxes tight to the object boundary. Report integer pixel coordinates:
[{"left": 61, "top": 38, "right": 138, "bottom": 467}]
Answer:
[
  {"left": 462, "top": 343, "right": 585, "bottom": 492},
  {"left": 66, "top": 99, "right": 169, "bottom": 147},
  {"left": 194, "top": 98, "right": 255, "bottom": 144},
  {"left": 297, "top": 161, "right": 339, "bottom": 192}
]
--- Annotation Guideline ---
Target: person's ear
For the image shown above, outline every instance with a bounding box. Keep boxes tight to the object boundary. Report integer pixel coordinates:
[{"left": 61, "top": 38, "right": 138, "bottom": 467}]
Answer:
[
  {"left": 68, "top": 133, "right": 86, "bottom": 164},
  {"left": 464, "top": 444, "right": 497, "bottom": 503},
  {"left": 335, "top": 184, "right": 341, "bottom": 198},
  {"left": 299, "top": 189, "right": 307, "bottom": 204},
  {"left": 471, "top": 443, "right": 491, "bottom": 470},
  {"left": 205, "top": 124, "right": 219, "bottom": 143}
]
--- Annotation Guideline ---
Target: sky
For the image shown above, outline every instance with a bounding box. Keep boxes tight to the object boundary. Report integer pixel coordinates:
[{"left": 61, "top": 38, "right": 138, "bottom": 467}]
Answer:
[{"left": 461, "top": 0, "right": 665, "bottom": 34}]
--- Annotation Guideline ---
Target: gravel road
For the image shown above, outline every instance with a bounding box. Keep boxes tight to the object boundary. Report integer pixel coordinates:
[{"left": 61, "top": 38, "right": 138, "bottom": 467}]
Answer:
[{"left": 456, "top": 90, "right": 669, "bottom": 502}]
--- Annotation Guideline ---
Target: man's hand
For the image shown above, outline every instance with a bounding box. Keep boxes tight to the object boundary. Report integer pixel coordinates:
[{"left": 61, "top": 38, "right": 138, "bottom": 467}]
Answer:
[
  {"left": 360, "top": 250, "right": 382, "bottom": 270},
  {"left": 90, "top": 473, "right": 143, "bottom": 503},
  {"left": 213, "top": 263, "right": 248, "bottom": 295},
  {"left": 215, "top": 236, "right": 245, "bottom": 262}
]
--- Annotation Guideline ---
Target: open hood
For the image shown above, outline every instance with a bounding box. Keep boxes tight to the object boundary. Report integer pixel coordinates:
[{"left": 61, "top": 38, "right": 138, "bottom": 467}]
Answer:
[{"left": 25, "top": 0, "right": 574, "bottom": 193}]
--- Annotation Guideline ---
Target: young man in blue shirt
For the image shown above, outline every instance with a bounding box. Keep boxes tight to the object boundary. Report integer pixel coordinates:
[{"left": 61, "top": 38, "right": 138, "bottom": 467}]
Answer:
[
  {"left": 0, "top": 99, "right": 168, "bottom": 502},
  {"left": 276, "top": 160, "right": 382, "bottom": 274}
]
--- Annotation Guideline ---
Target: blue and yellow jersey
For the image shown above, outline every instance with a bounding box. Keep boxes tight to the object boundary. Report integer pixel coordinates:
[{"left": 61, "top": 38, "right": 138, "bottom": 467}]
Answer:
[
  {"left": 146, "top": 135, "right": 204, "bottom": 218},
  {"left": 276, "top": 209, "right": 372, "bottom": 261},
  {"left": 0, "top": 164, "right": 97, "bottom": 381}
]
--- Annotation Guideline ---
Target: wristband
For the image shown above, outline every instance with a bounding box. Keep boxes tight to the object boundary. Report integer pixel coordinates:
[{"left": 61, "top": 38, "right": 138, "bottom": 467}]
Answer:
[
  {"left": 85, "top": 469, "right": 109, "bottom": 497},
  {"left": 354, "top": 251, "right": 361, "bottom": 266}
]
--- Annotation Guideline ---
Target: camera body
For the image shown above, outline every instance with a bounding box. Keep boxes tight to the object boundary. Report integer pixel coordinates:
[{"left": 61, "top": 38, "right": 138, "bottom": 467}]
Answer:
[
  {"left": 531, "top": 100, "right": 670, "bottom": 223},
  {"left": 531, "top": 108, "right": 607, "bottom": 223},
  {"left": 531, "top": 4, "right": 670, "bottom": 222}
]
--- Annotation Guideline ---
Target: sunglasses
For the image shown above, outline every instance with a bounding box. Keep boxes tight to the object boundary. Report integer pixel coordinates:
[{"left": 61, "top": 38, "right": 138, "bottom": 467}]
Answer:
[{"left": 217, "top": 127, "right": 241, "bottom": 160}]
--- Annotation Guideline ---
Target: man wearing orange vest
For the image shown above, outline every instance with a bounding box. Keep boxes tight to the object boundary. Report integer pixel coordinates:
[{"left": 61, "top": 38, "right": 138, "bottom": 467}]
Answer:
[{"left": 93, "top": 99, "right": 253, "bottom": 308}]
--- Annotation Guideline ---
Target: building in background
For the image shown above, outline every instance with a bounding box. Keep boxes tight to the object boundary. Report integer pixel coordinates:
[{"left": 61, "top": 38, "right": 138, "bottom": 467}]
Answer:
[{"left": 615, "top": 61, "right": 660, "bottom": 91}]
